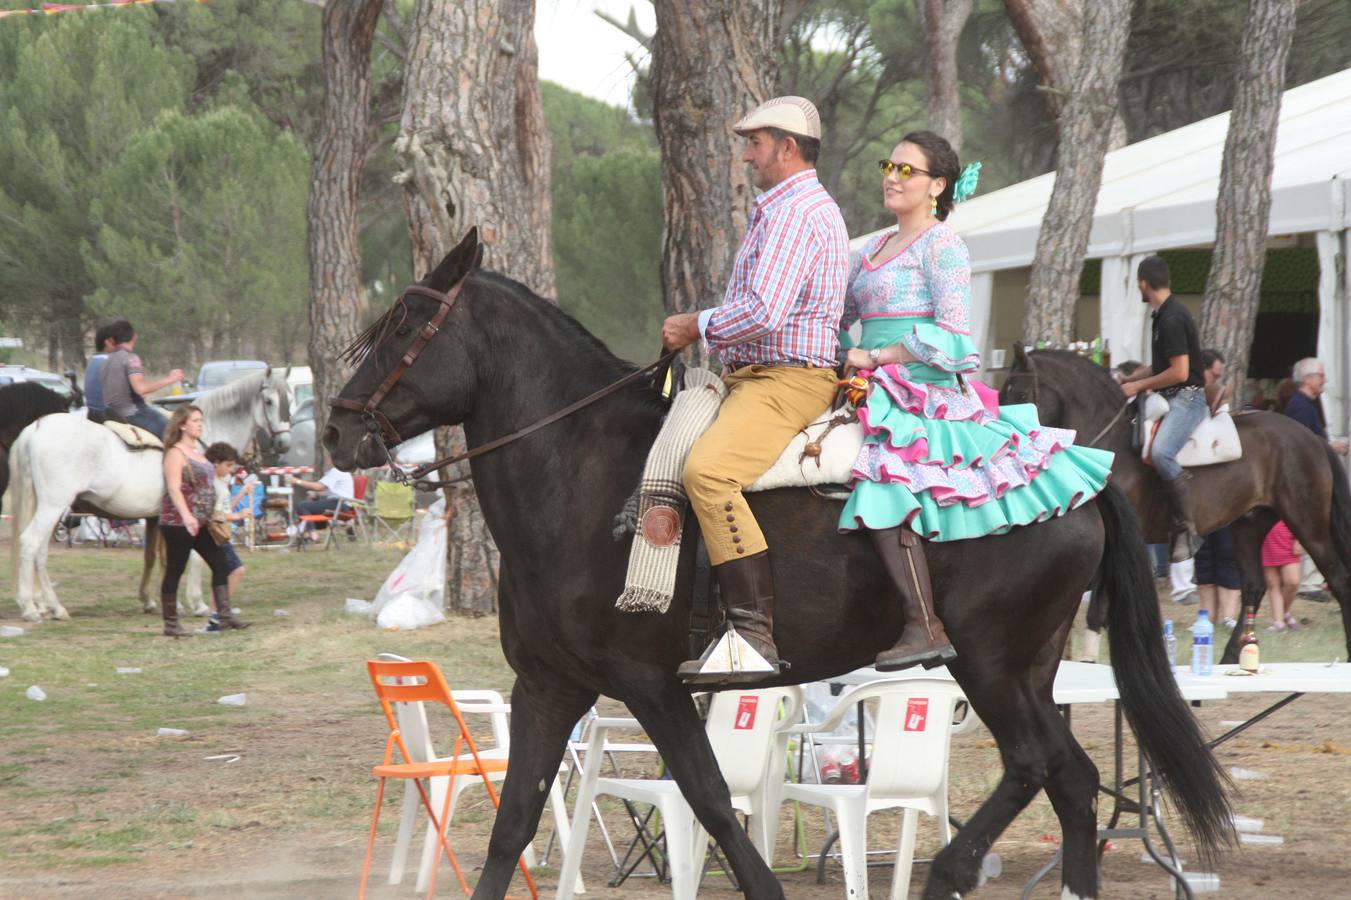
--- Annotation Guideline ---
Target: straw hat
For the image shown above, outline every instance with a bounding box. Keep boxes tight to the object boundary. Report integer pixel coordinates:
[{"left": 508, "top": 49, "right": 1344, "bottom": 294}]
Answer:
[{"left": 733, "top": 96, "right": 821, "bottom": 141}]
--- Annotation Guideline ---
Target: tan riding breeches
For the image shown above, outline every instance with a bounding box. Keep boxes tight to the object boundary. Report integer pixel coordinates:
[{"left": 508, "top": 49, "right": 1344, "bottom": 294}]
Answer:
[{"left": 684, "top": 364, "right": 839, "bottom": 566}]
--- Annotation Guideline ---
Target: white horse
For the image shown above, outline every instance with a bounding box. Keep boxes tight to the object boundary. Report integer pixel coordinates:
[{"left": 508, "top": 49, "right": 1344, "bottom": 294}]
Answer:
[{"left": 7, "top": 369, "right": 291, "bottom": 622}]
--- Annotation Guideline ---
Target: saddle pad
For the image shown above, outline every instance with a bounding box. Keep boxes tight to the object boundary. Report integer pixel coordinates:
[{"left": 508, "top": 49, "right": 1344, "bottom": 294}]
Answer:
[
  {"left": 746, "top": 407, "right": 863, "bottom": 492},
  {"left": 103, "top": 420, "right": 164, "bottom": 451},
  {"left": 1142, "top": 405, "right": 1242, "bottom": 467}
]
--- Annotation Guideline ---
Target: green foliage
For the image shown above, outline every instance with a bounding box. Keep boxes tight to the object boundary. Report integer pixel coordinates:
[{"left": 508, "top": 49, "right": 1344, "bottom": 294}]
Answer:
[
  {"left": 85, "top": 105, "right": 310, "bottom": 367},
  {"left": 544, "top": 82, "right": 664, "bottom": 364}
]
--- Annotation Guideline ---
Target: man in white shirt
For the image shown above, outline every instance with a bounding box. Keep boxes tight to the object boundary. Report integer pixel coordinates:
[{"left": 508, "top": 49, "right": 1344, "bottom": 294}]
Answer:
[{"left": 290, "top": 468, "right": 356, "bottom": 523}]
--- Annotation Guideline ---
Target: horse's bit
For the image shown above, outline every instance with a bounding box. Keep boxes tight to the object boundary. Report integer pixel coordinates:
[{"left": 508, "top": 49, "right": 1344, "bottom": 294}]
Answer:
[{"left": 329, "top": 275, "right": 678, "bottom": 485}]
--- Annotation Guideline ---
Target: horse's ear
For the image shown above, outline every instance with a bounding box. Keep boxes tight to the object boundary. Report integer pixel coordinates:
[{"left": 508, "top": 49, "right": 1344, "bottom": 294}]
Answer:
[
  {"left": 282, "top": 365, "right": 292, "bottom": 381},
  {"left": 1012, "top": 342, "right": 1029, "bottom": 368},
  {"left": 427, "top": 227, "right": 480, "bottom": 292},
  {"left": 264, "top": 365, "right": 273, "bottom": 379}
]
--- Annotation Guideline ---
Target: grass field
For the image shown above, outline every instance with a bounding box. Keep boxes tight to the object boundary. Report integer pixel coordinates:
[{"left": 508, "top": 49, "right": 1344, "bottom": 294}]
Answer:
[{"left": 1, "top": 537, "right": 1349, "bottom": 898}]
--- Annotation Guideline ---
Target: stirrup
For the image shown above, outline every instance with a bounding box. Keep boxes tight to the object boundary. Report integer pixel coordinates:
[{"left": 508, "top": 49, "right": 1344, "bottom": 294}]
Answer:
[{"left": 677, "top": 625, "right": 781, "bottom": 685}]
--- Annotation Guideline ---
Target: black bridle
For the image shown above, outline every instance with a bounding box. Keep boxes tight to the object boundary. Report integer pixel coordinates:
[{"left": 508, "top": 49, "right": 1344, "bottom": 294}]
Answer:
[{"left": 329, "top": 275, "right": 678, "bottom": 484}]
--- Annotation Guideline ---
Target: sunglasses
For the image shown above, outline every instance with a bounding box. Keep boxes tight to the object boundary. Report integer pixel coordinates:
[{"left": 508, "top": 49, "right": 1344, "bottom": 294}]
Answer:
[{"left": 877, "top": 160, "right": 934, "bottom": 179}]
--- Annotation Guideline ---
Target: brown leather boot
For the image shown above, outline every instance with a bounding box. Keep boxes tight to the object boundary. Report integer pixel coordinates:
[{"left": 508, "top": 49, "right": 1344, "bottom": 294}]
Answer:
[
  {"left": 1162, "top": 472, "right": 1202, "bottom": 562},
  {"left": 677, "top": 551, "right": 781, "bottom": 685},
  {"left": 872, "top": 527, "right": 956, "bottom": 671},
  {"left": 161, "top": 592, "right": 190, "bottom": 638},
  {"left": 211, "top": 585, "right": 251, "bottom": 630}
]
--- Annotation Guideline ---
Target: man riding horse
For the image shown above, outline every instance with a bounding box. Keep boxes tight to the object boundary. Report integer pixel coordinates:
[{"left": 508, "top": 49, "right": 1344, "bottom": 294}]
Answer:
[
  {"left": 1121, "top": 255, "right": 1208, "bottom": 561},
  {"left": 660, "top": 96, "right": 849, "bottom": 684}
]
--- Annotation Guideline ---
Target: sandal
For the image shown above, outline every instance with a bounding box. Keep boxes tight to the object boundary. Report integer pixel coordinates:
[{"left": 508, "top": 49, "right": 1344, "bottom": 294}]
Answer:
[
  {"left": 1265, "top": 621, "right": 1287, "bottom": 633},
  {"left": 1284, "top": 613, "right": 1302, "bottom": 631}
]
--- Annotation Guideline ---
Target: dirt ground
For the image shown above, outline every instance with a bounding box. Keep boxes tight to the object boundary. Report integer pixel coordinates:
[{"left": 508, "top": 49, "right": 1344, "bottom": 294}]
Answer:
[{"left": 1, "top": 542, "right": 1349, "bottom": 898}]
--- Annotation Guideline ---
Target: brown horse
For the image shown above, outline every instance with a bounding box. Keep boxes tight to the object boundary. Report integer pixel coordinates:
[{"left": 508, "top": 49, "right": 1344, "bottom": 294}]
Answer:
[{"left": 1000, "top": 346, "right": 1351, "bottom": 664}]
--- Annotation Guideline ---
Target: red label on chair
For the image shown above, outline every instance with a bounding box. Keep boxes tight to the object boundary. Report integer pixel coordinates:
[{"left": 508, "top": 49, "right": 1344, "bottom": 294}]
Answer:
[
  {"left": 734, "top": 696, "right": 759, "bottom": 730},
  {"left": 904, "top": 698, "right": 929, "bottom": 732}
]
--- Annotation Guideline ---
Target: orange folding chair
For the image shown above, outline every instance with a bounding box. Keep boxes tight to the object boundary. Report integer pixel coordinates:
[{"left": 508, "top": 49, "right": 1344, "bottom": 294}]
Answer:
[{"left": 361, "top": 659, "right": 538, "bottom": 900}]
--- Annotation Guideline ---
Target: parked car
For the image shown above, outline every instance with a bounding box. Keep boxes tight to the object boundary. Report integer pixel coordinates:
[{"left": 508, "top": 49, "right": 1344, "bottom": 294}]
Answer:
[
  {"left": 0, "top": 363, "right": 78, "bottom": 407},
  {"left": 286, "top": 365, "right": 312, "bottom": 408},
  {"left": 196, "top": 359, "right": 269, "bottom": 391}
]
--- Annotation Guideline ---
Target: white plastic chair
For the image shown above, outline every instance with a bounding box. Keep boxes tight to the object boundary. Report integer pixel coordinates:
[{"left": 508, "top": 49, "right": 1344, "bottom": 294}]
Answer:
[
  {"left": 781, "top": 677, "right": 965, "bottom": 900},
  {"left": 555, "top": 686, "right": 803, "bottom": 899},
  {"left": 374, "top": 653, "right": 578, "bottom": 894}
]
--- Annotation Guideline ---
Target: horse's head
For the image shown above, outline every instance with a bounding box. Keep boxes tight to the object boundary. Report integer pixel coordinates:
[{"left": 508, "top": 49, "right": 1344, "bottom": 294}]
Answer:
[
  {"left": 1000, "top": 343, "right": 1128, "bottom": 437},
  {"left": 999, "top": 342, "right": 1062, "bottom": 421},
  {"left": 255, "top": 367, "right": 292, "bottom": 453},
  {"left": 325, "top": 227, "right": 484, "bottom": 470}
]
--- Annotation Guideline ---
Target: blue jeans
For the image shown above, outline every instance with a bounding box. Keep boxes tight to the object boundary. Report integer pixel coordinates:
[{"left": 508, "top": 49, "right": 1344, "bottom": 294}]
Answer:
[
  {"left": 1152, "top": 387, "right": 1208, "bottom": 481},
  {"left": 127, "top": 404, "right": 169, "bottom": 440}
]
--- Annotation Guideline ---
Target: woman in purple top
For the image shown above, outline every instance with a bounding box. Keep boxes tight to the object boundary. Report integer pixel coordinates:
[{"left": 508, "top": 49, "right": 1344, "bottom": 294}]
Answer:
[{"left": 159, "top": 406, "right": 248, "bottom": 636}]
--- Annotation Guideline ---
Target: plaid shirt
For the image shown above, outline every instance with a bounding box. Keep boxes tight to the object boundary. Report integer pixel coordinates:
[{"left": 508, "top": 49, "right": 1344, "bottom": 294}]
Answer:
[{"left": 701, "top": 169, "right": 849, "bottom": 369}]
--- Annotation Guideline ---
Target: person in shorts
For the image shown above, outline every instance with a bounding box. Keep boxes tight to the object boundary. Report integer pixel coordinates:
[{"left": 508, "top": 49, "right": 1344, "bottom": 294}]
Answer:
[
  {"left": 1194, "top": 526, "right": 1240, "bottom": 629},
  {"left": 205, "top": 442, "right": 252, "bottom": 632}
]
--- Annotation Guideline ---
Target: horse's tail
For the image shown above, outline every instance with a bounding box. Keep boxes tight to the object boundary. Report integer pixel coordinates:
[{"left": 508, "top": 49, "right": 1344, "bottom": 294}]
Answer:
[
  {"left": 1096, "top": 482, "right": 1234, "bottom": 861},
  {"left": 9, "top": 426, "right": 37, "bottom": 593},
  {"left": 1325, "top": 443, "right": 1351, "bottom": 567}
]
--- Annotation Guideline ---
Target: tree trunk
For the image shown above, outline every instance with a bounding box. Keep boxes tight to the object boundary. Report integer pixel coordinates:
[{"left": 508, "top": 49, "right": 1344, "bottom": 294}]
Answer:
[
  {"left": 397, "top": 0, "right": 553, "bottom": 615},
  {"left": 1020, "top": 0, "right": 1133, "bottom": 345},
  {"left": 1003, "top": 0, "right": 1127, "bottom": 148},
  {"left": 1200, "top": 0, "right": 1300, "bottom": 403},
  {"left": 307, "top": 0, "right": 384, "bottom": 471},
  {"left": 916, "top": 0, "right": 972, "bottom": 157},
  {"left": 651, "top": 0, "right": 782, "bottom": 368}
]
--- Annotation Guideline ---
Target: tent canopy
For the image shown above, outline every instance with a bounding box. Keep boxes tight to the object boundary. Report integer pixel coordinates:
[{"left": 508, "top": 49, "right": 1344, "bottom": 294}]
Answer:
[{"left": 938, "top": 68, "right": 1351, "bottom": 272}]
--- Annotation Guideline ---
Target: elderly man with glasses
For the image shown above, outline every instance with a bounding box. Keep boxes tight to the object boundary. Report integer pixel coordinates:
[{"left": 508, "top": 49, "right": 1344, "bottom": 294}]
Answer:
[{"left": 1286, "top": 357, "right": 1349, "bottom": 455}]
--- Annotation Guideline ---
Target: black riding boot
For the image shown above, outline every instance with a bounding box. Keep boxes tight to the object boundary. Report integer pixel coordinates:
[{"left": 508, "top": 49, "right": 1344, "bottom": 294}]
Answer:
[
  {"left": 161, "top": 593, "right": 190, "bottom": 638},
  {"left": 872, "top": 527, "right": 956, "bottom": 671},
  {"left": 1162, "top": 472, "right": 1202, "bottom": 562},
  {"left": 677, "top": 551, "right": 781, "bottom": 685}
]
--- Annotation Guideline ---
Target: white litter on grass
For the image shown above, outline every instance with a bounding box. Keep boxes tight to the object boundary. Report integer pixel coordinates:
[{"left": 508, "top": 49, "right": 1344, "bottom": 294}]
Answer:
[
  {"left": 204, "top": 754, "right": 241, "bottom": 763},
  {"left": 1182, "top": 873, "right": 1221, "bottom": 893},
  {"left": 116, "top": 667, "right": 142, "bottom": 675},
  {"left": 1240, "top": 833, "right": 1284, "bottom": 845},
  {"left": 157, "top": 728, "right": 190, "bottom": 737},
  {"left": 1232, "top": 815, "right": 1264, "bottom": 833},
  {"left": 345, "top": 598, "right": 372, "bottom": 615},
  {"left": 25, "top": 685, "right": 46, "bottom": 701},
  {"left": 273, "top": 609, "right": 290, "bottom": 617},
  {"left": 0, "top": 625, "right": 24, "bottom": 638},
  {"left": 0, "top": 666, "right": 9, "bottom": 678},
  {"left": 217, "top": 693, "right": 247, "bottom": 707},
  {"left": 1220, "top": 720, "right": 1246, "bottom": 727},
  {"left": 1230, "top": 766, "right": 1268, "bottom": 780},
  {"left": 231, "top": 607, "right": 242, "bottom": 615}
]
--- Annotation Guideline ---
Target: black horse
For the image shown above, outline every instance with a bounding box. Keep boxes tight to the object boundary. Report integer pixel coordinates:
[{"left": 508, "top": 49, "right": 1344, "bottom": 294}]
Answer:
[
  {"left": 1000, "top": 346, "right": 1351, "bottom": 665},
  {"left": 325, "top": 230, "right": 1230, "bottom": 899},
  {"left": 0, "top": 382, "right": 71, "bottom": 516}
]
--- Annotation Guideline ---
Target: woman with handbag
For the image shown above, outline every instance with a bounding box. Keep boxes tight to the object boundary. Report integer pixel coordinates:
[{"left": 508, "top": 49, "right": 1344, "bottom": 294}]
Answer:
[{"left": 159, "top": 405, "right": 248, "bottom": 636}]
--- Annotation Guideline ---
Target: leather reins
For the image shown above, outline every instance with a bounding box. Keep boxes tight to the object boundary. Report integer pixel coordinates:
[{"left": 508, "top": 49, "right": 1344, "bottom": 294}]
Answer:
[{"left": 329, "top": 274, "right": 678, "bottom": 485}]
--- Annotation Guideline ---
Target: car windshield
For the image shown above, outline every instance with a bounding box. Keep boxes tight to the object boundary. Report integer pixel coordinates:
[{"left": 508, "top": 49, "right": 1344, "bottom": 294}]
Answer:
[{"left": 32, "top": 376, "right": 73, "bottom": 398}]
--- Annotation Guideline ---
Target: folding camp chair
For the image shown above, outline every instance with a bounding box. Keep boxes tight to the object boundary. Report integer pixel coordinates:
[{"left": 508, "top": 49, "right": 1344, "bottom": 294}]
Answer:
[
  {"left": 297, "top": 474, "right": 369, "bottom": 550},
  {"left": 360, "top": 658, "right": 538, "bottom": 900},
  {"left": 370, "top": 479, "right": 416, "bottom": 544}
]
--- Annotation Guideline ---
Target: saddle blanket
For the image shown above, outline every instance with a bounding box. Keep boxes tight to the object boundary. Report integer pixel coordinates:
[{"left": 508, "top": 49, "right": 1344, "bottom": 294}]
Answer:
[
  {"left": 103, "top": 420, "right": 164, "bottom": 451},
  {"left": 1140, "top": 393, "right": 1241, "bottom": 467},
  {"left": 747, "top": 409, "right": 862, "bottom": 492}
]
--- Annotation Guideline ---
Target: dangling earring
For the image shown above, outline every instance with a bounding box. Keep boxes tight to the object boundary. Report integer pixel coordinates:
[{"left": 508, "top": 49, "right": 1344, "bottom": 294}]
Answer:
[{"left": 929, "top": 195, "right": 938, "bottom": 216}]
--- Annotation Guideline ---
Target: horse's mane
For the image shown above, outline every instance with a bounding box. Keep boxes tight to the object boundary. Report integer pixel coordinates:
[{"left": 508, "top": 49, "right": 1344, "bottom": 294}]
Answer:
[
  {"left": 0, "top": 382, "right": 69, "bottom": 444},
  {"left": 195, "top": 369, "right": 278, "bottom": 415},
  {"left": 1030, "top": 349, "right": 1125, "bottom": 408}
]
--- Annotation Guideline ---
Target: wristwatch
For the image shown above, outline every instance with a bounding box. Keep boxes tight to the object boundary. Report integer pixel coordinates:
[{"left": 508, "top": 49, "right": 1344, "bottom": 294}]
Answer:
[{"left": 868, "top": 347, "right": 881, "bottom": 367}]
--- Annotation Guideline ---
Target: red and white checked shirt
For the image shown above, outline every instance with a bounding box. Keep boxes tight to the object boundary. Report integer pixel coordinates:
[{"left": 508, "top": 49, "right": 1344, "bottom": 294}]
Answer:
[{"left": 700, "top": 169, "right": 850, "bottom": 369}]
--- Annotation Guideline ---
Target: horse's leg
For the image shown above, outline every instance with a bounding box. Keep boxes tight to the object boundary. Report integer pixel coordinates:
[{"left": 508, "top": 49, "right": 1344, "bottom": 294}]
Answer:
[
  {"left": 183, "top": 552, "right": 209, "bottom": 617},
  {"left": 139, "top": 519, "right": 159, "bottom": 614},
  {"left": 926, "top": 667, "right": 1064, "bottom": 899},
  {"left": 34, "top": 525, "right": 68, "bottom": 620},
  {"left": 17, "top": 504, "right": 64, "bottom": 621},
  {"left": 1219, "top": 511, "right": 1276, "bottom": 664},
  {"left": 1039, "top": 710, "right": 1102, "bottom": 899},
  {"left": 623, "top": 683, "right": 784, "bottom": 900},
  {"left": 470, "top": 678, "right": 596, "bottom": 900}
]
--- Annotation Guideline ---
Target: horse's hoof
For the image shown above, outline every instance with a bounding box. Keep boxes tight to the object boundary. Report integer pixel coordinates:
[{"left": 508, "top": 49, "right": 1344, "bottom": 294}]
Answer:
[
  {"left": 53, "top": 609, "right": 71, "bottom": 621},
  {"left": 19, "top": 611, "right": 41, "bottom": 623}
]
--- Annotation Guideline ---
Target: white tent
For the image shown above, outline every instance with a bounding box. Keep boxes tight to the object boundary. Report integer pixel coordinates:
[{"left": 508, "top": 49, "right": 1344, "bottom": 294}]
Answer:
[{"left": 853, "top": 68, "right": 1351, "bottom": 436}]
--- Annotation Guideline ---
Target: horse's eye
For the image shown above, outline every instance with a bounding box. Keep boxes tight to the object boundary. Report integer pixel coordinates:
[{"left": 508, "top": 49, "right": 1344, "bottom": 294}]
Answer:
[{"left": 396, "top": 324, "right": 412, "bottom": 337}]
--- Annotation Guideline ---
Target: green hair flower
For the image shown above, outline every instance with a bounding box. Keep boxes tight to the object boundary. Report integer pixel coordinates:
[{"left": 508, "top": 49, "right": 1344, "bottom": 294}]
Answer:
[{"left": 953, "top": 162, "right": 982, "bottom": 204}]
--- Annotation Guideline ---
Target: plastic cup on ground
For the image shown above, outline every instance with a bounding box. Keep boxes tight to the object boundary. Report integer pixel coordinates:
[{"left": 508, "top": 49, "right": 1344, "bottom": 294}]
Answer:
[
  {"left": 217, "top": 693, "right": 247, "bottom": 707},
  {"left": 26, "top": 685, "right": 46, "bottom": 701}
]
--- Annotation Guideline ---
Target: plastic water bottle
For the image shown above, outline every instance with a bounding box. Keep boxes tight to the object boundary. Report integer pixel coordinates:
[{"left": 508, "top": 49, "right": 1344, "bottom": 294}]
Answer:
[
  {"left": 1191, "top": 610, "right": 1213, "bottom": 676},
  {"left": 1163, "top": 619, "right": 1178, "bottom": 666}
]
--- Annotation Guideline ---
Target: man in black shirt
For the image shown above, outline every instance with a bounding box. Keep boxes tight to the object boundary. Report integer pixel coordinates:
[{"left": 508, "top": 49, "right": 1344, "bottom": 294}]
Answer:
[{"left": 1121, "top": 255, "right": 1208, "bottom": 560}]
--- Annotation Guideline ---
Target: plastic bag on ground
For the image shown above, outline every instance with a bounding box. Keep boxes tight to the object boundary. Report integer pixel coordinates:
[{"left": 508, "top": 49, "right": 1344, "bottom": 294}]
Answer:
[{"left": 360, "top": 497, "right": 447, "bottom": 631}]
